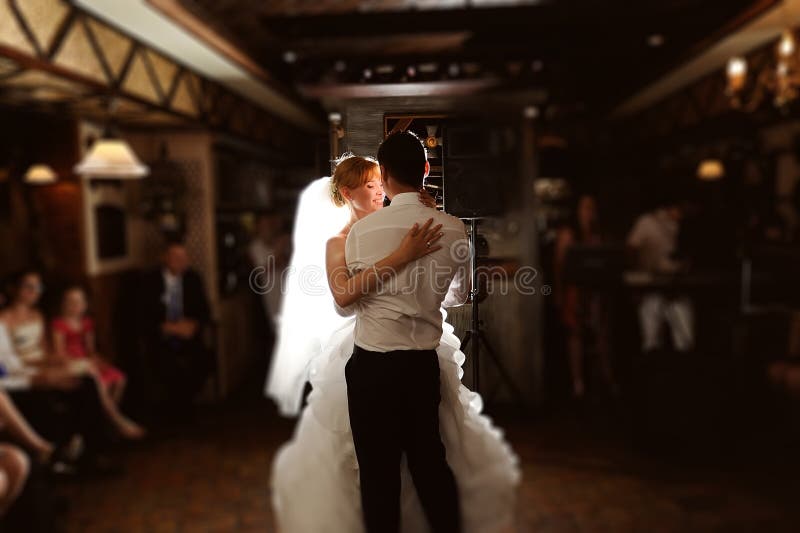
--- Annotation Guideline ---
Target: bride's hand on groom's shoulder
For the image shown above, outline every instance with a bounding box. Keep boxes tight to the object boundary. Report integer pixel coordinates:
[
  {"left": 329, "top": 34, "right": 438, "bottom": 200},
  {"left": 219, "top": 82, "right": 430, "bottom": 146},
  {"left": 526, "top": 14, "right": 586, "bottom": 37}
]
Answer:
[{"left": 396, "top": 218, "right": 444, "bottom": 264}]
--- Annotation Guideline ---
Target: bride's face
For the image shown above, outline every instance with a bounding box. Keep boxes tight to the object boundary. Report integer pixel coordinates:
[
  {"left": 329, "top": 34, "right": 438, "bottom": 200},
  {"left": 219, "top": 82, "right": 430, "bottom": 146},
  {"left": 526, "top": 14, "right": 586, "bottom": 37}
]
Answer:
[{"left": 345, "top": 169, "right": 384, "bottom": 215}]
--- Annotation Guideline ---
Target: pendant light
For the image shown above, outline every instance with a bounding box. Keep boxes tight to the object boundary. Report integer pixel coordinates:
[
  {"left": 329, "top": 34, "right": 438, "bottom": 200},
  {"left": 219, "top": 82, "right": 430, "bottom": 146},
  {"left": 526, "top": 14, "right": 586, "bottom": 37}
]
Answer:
[
  {"left": 74, "top": 98, "right": 149, "bottom": 179},
  {"left": 74, "top": 137, "right": 149, "bottom": 178},
  {"left": 696, "top": 159, "right": 725, "bottom": 181},
  {"left": 24, "top": 164, "right": 58, "bottom": 185}
]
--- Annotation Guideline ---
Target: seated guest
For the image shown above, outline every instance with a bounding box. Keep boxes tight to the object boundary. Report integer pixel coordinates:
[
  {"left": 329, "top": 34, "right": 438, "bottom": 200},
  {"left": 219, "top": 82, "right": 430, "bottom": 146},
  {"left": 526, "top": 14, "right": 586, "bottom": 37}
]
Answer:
[
  {"left": 1, "top": 272, "right": 48, "bottom": 365},
  {"left": 0, "top": 443, "right": 29, "bottom": 516},
  {"left": 52, "top": 286, "right": 128, "bottom": 405},
  {"left": 2, "top": 272, "right": 143, "bottom": 439},
  {"left": 0, "top": 390, "right": 54, "bottom": 521},
  {"left": 0, "top": 270, "right": 143, "bottom": 449},
  {"left": 139, "top": 240, "right": 213, "bottom": 415},
  {"left": 0, "top": 382, "right": 53, "bottom": 522},
  {"left": 0, "top": 390, "right": 53, "bottom": 464},
  {"left": 248, "top": 211, "right": 291, "bottom": 328},
  {"left": 0, "top": 306, "right": 78, "bottom": 396},
  {"left": 0, "top": 388, "right": 56, "bottom": 532},
  {"left": 0, "top": 318, "right": 106, "bottom": 469},
  {"left": 0, "top": 285, "right": 93, "bottom": 529},
  {"left": 627, "top": 199, "right": 694, "bottom": 353},
  {"left": 52, "top": 285, "right": 144, "bottom": 437}
]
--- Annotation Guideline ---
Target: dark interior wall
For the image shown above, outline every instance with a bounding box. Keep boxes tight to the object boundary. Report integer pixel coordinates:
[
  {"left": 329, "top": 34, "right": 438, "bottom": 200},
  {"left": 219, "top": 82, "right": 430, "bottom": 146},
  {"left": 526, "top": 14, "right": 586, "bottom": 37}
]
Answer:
[
  {"left": 560, "top": 113, "right": 789, "bottom": 242},
  {"left": 341, "top": 97, "right": 453, "bottom": 157},
  {"left": 0, "top": 106, "right": 84, "bottom": 287},
  {"left": 339, "top": 95, "right": 533, "bottom": 157}
]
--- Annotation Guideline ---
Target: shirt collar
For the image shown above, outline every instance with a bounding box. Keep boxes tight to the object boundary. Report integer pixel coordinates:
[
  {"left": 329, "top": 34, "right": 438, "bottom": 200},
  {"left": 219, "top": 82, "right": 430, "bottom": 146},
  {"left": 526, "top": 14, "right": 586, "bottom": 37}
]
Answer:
[
  {"left": 389, "top": 192, "right": 422, "bottom": 207},
  {"left": 162, "top": 269, "right": 180, "bottom": 284}
]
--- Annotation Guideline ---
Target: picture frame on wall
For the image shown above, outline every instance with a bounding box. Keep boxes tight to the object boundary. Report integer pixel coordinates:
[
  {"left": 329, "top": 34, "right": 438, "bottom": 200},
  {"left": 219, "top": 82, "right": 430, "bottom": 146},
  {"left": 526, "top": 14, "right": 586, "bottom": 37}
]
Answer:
[{"left": 78, "top": 121, "right": 137, "bottom": 275}]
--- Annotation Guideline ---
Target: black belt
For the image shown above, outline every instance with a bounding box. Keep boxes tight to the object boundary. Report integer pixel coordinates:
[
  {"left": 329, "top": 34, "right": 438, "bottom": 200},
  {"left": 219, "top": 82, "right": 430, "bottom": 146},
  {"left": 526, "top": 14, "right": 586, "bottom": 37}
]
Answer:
[{"left": 353, "top": 345, "right": 436, "bottom": 358}]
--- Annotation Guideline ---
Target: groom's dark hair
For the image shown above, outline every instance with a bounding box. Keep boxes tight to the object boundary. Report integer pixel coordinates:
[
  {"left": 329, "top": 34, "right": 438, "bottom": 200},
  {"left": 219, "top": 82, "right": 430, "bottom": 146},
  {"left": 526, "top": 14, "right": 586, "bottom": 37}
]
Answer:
[{"left": 377, "top": 131, "right": 426, "bottom": 189}]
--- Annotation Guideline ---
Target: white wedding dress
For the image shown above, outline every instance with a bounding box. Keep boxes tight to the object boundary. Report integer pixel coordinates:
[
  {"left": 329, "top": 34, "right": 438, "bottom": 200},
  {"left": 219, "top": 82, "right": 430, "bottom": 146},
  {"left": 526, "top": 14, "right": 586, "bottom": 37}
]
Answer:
[
  {"left": 269, "top": 177, "right": 520, "bottom": 533},
  {"left": 265, "top": 177, "right": 352, "bottom": 416}
]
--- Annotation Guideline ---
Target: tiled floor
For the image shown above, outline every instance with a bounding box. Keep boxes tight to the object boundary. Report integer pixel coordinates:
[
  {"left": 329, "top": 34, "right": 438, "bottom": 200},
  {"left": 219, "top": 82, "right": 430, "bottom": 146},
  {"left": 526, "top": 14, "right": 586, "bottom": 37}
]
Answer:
[{"left": 59, "top": 398, "right": 799, "bottom": 532}]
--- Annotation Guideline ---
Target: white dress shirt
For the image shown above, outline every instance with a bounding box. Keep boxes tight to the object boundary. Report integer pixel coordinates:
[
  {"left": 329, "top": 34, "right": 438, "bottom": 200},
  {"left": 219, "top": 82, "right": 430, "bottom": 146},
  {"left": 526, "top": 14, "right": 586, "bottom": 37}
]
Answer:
[
  {"left": 627, "top": 209, "right": 681, "bottom": 274},
  {"left": 162, "top": 269, "right": 184, "bottom": 320},
  {"left": 345, "top": 192, "right": 470, "bottom": 352}
]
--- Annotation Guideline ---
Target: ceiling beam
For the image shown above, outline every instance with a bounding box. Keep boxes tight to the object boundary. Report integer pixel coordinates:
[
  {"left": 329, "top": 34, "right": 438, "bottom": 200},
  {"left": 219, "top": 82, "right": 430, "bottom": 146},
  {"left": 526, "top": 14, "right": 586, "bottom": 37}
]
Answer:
[
  {"left": 261, "top": 4, "right": 555, "bottom": 39},
  {"left": 298, "top": 79, "right": 503, "bottom": 99},
  {"left": 612, "top": 0, "right": 786, "bottom": 117},
  {"left": 73, "top": 0, "right": 323, "bottom": 131},
  {"left": 147, "top": 0, "right": 274, "bottom": 86}
]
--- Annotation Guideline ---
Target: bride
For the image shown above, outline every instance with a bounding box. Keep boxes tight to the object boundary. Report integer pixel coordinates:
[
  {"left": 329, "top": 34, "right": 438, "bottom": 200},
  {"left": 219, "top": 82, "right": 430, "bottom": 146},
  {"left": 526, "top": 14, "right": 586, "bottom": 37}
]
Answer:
[{"left": 269, "top": 154, "right": 520, "bottom": 533}]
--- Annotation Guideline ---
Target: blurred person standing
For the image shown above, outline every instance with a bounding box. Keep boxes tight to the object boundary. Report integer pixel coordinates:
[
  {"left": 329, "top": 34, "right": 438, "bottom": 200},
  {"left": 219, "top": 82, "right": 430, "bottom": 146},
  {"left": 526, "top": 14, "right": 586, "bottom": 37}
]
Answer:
[
  {"left": 554, "top": 194, "right": 618, "bottom": 398},
  {"left": 248, "top": 211, "right": 290, "bottom": 328},
  {"left": 627, "top": 199, "right": 694, "bottom": 353}
]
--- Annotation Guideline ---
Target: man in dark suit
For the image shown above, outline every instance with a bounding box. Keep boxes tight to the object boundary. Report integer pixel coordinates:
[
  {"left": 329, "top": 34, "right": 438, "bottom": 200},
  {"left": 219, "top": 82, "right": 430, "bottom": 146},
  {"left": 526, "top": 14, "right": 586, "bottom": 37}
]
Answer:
[{"left": 139, "top": 240, "right": 213, "bottom": 418}]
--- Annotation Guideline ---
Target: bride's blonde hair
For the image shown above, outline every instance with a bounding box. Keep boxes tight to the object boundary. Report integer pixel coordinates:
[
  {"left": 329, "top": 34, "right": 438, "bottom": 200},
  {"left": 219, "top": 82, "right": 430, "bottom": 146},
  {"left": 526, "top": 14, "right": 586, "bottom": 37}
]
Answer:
[{"left": 330, "top": 153, "right": 379, "bottom": 207}]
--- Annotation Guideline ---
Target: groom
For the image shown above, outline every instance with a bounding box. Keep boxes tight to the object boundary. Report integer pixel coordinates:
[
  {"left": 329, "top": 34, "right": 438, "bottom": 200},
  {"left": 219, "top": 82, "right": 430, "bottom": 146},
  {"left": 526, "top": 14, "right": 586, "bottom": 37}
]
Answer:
[{"left": 345, "top": 131, "right": 470, "bottom": 533}]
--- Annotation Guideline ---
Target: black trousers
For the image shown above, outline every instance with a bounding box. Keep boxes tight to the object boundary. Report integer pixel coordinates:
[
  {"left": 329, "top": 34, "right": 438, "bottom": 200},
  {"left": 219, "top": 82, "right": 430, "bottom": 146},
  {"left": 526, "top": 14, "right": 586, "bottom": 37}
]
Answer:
[
  {"left": 10, "top": 377, "right": 109, "bottom": 455},
  {"left": 345, "top": 345, "right": 461, "bottom": 533}
]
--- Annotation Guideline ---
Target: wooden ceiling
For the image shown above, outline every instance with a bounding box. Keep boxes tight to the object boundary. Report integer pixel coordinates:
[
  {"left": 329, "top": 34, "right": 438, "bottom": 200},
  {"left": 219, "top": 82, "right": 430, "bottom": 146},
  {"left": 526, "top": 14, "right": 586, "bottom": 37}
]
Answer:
[
  {"left": 203, "top": 0, "right": 543, "bottom": 17},
  {"left": 0, "top": 0, "right": 313, "bottom": 151},
  {"left": 180, "top": 0, "right": 776, "bottom": 115}
]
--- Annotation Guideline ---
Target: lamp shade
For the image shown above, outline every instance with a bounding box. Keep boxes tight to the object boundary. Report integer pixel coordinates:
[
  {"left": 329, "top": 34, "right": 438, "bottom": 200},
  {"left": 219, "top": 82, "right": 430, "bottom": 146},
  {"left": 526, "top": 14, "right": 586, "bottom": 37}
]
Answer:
[
  {"left": 24, "top": 164, "right": 57, "bottom": 185},
  {"left": 74, "top": 138, "right": 149, "bottom": 178},
  {"left": 778, "top": 29, "right": 796, "bottom": 58},
  {"left": 697, "top": 159, "right": 725, "bottom": 181},
  {"left": 726, "top": 57, "right": 747, "bottom": 92}
]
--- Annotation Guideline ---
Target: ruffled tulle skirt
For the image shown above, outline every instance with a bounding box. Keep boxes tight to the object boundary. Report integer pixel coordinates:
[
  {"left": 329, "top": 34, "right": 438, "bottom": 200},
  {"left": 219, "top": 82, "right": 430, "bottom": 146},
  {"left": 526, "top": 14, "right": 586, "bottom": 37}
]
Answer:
[{"left": 272, "top": 314, "right": 520, "bottom": 532}]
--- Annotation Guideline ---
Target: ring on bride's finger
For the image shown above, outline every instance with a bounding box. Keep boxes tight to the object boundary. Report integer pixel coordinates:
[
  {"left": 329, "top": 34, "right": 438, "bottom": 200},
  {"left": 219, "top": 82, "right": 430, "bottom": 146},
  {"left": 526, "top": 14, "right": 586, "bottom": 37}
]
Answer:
[{"left": 426, "top": 241, "right": 432, "bottom": 248}]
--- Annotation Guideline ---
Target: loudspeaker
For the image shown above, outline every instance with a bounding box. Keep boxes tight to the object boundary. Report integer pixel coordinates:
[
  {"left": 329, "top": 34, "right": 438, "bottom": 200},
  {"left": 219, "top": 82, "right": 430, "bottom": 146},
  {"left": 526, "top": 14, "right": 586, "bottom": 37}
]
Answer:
[{"left": 442, "top": 124, "right": 508, "bottom": 218}]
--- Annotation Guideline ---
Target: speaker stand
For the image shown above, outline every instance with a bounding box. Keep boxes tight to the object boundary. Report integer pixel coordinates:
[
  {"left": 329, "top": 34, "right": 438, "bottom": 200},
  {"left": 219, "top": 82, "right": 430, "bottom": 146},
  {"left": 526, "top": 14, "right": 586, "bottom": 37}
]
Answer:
[{"left": 460, "top": 218, "right": 528, "bottom": 410}]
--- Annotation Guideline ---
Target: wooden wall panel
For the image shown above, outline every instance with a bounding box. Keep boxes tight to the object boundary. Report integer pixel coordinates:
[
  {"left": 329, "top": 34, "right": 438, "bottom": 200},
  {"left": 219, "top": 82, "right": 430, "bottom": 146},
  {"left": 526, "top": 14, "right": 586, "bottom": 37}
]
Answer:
[
  {"left": 0, "top": 0, "right": 315, "bottom": 154},
  {"left": 33, "top": 180, "right": 84, "bottom": 282},
  {"left": 0, "top": 108, "right": 82, "bottom": 280},
  {"left": 86, "top": 271, "right": 123, "bottom": 361}
]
